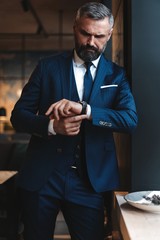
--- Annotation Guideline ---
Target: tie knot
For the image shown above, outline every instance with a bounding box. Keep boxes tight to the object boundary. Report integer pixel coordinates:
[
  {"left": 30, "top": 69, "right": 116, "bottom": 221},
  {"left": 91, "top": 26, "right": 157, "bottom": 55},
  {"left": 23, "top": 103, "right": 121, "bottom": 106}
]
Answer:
[{"left": 84, "top": 62, "right": 92, "bottom": 70}]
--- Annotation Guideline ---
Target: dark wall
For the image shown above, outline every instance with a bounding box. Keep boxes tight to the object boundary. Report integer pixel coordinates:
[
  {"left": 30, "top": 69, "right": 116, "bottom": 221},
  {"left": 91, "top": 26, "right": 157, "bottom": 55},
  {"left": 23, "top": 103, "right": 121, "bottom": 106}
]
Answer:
[{"left": 131, "top": 0, "right": 160, "bottom": 190}]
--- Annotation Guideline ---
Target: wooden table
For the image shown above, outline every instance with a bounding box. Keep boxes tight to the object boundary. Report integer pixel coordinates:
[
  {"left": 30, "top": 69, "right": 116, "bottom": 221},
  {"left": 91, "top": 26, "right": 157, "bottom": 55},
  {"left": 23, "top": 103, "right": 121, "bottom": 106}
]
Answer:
[
  {"left": 115, "top": 192, "right": 160, "bottom": 240},
  {"left": 0, "top": 171, "right": 18, "bottom": 184}
]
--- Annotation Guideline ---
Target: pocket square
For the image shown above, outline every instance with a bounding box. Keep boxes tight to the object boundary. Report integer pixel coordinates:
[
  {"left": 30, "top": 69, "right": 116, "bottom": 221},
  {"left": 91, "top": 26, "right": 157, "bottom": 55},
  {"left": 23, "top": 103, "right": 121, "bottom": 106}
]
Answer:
[{"left": 100, "top": 84, "right": 118, "bottom": 89}]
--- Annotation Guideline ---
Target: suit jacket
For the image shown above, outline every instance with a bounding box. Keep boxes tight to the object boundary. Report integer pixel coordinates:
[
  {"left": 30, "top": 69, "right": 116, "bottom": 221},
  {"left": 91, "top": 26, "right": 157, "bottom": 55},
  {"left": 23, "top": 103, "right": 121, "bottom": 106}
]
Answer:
[{"left": 10, "top": 51, "right": 138, "bottom": 193}]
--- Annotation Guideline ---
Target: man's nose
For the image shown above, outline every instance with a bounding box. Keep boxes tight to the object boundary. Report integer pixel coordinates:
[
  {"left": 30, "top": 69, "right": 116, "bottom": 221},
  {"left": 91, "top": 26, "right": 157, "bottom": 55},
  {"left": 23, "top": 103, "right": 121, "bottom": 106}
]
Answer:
[{"left": 87, "top": 35, "right": 95, "bottom": 46}]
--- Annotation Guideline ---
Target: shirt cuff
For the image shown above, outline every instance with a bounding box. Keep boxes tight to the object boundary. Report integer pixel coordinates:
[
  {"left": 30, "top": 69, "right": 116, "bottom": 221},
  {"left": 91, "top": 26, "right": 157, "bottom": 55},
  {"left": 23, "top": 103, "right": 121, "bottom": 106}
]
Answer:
[
  {"left": 86, "top": 104, "right": 91, "bottom": 118},
  {"left": 48, "top": 119, "right": 56, "bottom": 135}
]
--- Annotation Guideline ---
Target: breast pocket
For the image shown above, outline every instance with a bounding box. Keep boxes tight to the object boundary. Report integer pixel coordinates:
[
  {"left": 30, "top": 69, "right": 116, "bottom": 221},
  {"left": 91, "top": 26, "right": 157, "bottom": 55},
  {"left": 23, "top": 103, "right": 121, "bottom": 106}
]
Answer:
[{"left": 100, "top": 87, "right": 118, "bottom": 106}]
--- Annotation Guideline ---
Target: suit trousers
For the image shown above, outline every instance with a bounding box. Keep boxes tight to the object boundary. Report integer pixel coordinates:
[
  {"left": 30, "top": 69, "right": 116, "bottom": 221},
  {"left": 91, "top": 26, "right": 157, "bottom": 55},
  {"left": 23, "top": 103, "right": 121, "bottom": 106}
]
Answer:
[{"left": 20, "top": 167, "right": 104, "bottom": 240}]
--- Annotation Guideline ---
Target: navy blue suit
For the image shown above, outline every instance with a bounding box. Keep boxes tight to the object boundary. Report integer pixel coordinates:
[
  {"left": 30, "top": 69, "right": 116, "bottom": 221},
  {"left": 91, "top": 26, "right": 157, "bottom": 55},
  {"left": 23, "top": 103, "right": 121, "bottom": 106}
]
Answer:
[{"left": 11, "top": 51, "right": 138, "bottom": 240}]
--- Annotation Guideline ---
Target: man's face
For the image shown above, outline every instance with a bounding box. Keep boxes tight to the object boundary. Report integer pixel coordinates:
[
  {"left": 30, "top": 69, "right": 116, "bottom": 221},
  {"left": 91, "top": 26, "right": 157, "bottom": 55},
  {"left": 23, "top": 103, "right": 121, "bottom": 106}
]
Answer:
[{"left": 73, "top": 16, "right": 113, "bottom": 62}]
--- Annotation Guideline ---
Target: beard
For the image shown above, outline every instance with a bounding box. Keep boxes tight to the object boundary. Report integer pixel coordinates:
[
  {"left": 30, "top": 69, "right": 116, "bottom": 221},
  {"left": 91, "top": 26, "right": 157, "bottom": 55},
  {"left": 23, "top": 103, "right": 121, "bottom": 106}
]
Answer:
[{"left": 75, "top": 43, "right": 106, "bottom": 62}]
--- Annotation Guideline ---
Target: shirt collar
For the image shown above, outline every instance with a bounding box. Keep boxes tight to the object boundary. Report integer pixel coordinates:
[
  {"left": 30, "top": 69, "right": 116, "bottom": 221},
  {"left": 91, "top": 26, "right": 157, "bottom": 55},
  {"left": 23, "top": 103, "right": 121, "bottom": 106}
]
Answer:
[{"left": 73, "top": 49, "right": 101, "bottom": 68}]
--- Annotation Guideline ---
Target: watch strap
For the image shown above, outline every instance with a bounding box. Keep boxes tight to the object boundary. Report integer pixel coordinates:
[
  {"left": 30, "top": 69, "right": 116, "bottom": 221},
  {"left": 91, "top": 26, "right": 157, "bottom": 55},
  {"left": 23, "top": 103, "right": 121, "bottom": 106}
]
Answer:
[{"left": 78, "top": 101, "right": 87, "bottom": 114}]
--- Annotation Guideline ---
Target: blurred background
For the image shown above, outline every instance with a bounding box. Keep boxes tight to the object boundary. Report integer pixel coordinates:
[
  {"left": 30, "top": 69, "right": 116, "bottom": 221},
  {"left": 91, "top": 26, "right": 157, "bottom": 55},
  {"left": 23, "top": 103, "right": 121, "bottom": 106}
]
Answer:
[
  {"left": 0, "top": 0, "right": 160, "bottom": 211},
  {"left": 1, "top": 0, "right": 160, "bottom": 239}
]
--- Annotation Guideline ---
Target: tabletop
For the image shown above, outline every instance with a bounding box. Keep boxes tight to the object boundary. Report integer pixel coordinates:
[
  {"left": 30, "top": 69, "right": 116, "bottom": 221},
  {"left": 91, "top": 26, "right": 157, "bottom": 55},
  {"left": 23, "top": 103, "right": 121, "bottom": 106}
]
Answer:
[
  {"left": 115, "top": 192, "right": 160, "bottom": 240},
  {"left": 0, "top": 170, "right": 18, "bottom": 184}
]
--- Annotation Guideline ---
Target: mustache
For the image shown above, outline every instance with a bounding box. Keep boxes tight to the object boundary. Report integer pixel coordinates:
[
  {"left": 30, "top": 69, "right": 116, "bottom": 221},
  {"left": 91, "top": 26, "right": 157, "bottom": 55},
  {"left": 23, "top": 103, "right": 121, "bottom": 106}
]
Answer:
[{"left": 81, "top": 44, "right": 98, "bottom": 52}]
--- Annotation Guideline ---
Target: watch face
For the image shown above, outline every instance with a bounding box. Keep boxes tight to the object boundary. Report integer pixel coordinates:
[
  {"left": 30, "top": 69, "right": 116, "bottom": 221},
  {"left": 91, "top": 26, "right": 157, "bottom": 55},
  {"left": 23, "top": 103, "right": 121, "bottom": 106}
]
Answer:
[{"left": 82, "top": 101, "right": 87, "bottom": 114}]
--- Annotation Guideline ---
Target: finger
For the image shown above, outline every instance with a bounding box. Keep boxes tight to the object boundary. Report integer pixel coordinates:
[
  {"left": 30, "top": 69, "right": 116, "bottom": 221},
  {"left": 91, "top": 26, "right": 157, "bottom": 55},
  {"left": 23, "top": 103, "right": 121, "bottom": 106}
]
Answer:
[
  {"left": 63, "top": 101, "right": 73, "bottom": 114},
  {"left": 45, "top": 99, "right": 66, "bottom": 115},
  {"left": 58, "top": 102, "right": 70, "bottom": 116},
  {"left": 45, "top": 104, "right": 55, "bottom": 115},
  {"left": 47, "top": 101, "right": 63, "bottom": 120},
  {"left": 51, "top": 99, "right": 69, "bottom": 118},
  {"left": 52, "top": 107, "right": 60, "bottom": 120},
  {"left": 65, "top": 126, "right": 81, "bottom": 136},
  {"left": 68, "top": 130, "right": 80, "bottom": 136},
  {"left": 59, "top": 100, "right": 76, "bottom": 117},
  {"left": 45, "top": 101, "right": 62, "bottom": 116},
  {"left": 69, "top": 114, "right": 87, "bottom": 123}
]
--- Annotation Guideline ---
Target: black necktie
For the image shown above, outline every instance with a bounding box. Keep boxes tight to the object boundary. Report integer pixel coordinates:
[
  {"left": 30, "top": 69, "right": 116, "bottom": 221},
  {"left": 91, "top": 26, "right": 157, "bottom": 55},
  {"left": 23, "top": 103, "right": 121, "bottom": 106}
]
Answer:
[{"left": 83, "top": 62, "right": 93, "bottom": 102}]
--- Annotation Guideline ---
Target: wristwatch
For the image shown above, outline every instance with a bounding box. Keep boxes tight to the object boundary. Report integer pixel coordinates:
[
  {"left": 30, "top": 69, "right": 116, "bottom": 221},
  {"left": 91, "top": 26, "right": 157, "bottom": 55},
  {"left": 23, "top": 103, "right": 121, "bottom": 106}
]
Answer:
[{"left": 78, "top": 101, "right": 87, "bottom": 114}]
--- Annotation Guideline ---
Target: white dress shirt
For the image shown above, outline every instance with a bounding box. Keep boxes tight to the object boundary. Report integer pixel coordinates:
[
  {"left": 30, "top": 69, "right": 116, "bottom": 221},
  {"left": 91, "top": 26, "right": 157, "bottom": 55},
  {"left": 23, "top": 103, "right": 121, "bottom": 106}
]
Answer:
[{"left": 48, "top": 50, "right": 100, "bottom": 135}]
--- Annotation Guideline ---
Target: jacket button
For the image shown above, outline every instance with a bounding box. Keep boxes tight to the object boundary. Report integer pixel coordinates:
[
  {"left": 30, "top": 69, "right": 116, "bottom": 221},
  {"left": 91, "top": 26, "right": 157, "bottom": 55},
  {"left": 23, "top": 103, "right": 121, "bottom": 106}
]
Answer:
[
  {"left": 99, "top": 121, "right": 112, "bottom": 127},
  {"left": 77, "top": 144, "right": 80, "bottom": 150}
]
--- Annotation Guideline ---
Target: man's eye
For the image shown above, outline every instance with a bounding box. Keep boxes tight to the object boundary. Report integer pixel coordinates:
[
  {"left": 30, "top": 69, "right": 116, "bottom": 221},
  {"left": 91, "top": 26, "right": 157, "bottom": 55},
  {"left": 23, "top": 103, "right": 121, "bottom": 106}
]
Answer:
[
  {"left": 81, "top": 31, "right": 90, "bottom": 37},
  {"left": 95, "top": 35, "right": 105, "bottom": 39}
]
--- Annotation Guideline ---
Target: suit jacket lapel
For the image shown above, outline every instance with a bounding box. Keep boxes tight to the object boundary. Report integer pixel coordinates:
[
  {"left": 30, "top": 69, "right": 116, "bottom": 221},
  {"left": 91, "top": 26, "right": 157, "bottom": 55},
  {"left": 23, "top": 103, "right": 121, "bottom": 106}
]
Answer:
[
  {"left": 89, "top": 55, "right": 113, "bottom": 103},
  {"left": 58, "top": 52, "right": 113, "bottom": 103},
  {"left": 59, "top": 51, "right": 73, "bottom": 100}
]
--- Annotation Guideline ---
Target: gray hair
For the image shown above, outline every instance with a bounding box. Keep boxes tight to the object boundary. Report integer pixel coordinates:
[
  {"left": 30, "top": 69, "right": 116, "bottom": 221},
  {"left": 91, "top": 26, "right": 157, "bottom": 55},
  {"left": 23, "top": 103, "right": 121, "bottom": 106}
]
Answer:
[{"left": 75, "top": 2, "right": 114, "bottom": 28}]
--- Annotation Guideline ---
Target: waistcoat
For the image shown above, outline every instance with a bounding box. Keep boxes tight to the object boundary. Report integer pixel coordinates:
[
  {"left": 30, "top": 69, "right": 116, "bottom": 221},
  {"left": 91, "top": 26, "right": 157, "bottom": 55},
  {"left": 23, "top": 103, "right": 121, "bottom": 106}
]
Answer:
[{"left": 64, "top": 66, "right": 82, "bottom": 169}]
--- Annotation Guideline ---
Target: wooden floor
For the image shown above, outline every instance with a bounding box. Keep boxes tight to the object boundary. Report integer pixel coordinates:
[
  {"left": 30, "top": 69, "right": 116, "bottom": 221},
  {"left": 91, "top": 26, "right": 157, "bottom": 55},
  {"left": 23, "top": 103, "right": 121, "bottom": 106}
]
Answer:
[
  {"left": 54, "top": 211, "right": 70, "bottom": 240},
  {"left": 54, "top": 231, "right": 121, "bottom": 240}
]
